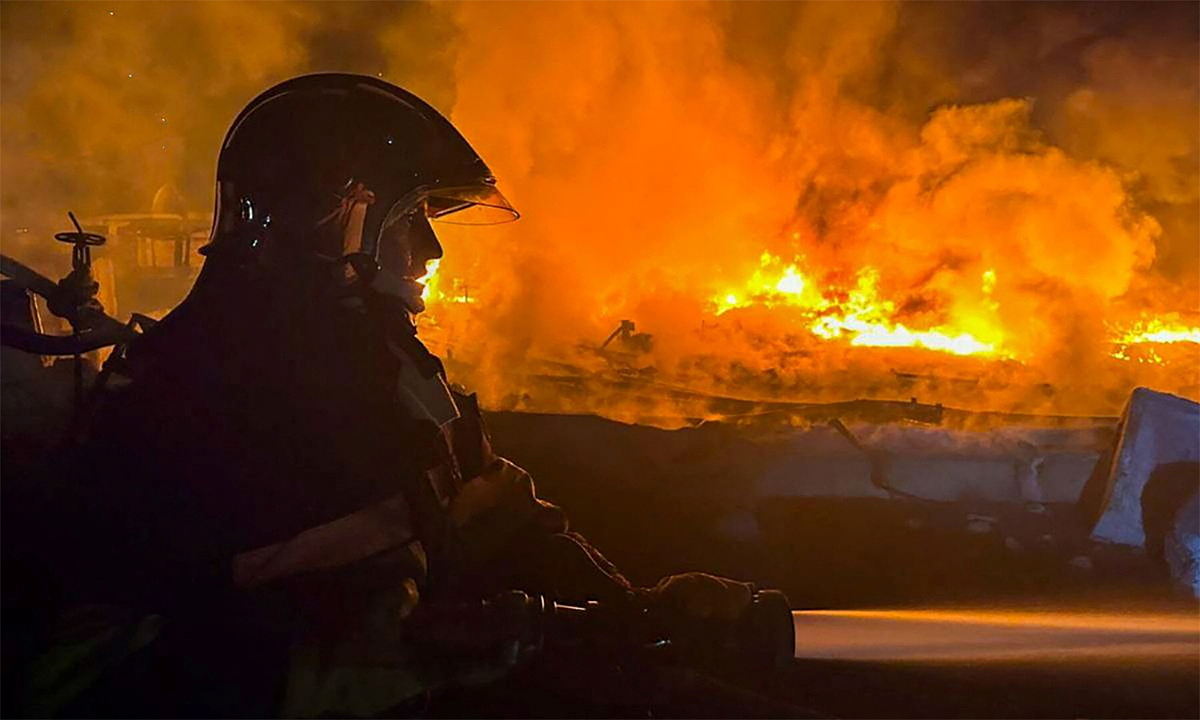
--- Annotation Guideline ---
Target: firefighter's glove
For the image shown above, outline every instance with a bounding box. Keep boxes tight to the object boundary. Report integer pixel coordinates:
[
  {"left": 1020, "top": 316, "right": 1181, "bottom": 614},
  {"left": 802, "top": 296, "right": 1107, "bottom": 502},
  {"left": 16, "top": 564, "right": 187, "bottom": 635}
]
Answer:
[
  {"left": 406, "top": 592, "right": 541, "bottom": 679},
  {"left": 446, "top": 458, "right": 567, "bottom": 565},
  {"left": 647, "top": 572, "right": 755, "bottom": 622}
]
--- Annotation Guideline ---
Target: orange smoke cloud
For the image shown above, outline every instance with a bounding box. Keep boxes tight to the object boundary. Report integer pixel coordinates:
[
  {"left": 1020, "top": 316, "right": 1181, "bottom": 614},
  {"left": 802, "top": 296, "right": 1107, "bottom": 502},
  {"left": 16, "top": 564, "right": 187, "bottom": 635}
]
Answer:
[{"left": 430, "top": 1, "right": 1196, "bottom": 417}]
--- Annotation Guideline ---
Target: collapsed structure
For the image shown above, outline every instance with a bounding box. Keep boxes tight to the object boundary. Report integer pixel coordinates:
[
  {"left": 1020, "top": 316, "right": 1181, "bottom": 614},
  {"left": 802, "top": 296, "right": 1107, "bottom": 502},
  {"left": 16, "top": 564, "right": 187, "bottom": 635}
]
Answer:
[{"left": 483, "top": 388, "right": 1199, "bottom": 602}]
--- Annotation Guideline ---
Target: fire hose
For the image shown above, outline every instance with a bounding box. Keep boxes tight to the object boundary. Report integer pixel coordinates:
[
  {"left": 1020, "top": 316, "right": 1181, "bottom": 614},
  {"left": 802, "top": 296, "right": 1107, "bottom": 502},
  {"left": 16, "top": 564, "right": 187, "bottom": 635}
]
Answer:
[{"left": 412, "top": 588, "right": 795, "bottom": 674}]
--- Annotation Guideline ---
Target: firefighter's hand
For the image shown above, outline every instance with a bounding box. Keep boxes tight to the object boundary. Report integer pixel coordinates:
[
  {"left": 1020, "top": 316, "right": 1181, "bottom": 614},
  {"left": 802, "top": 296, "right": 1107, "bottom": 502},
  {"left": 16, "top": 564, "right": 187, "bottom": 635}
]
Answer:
[
  {"left": 406, "top": 593, "right": 539, "bottom": 675},
  {"left": 647, "top": 572, "right": 754, "bottom": 621}
]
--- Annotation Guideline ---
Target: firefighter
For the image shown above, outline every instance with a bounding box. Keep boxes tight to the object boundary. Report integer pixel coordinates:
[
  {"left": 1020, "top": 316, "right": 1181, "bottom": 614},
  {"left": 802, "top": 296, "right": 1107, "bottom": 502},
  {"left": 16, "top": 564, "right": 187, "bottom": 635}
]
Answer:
[{"left": 21, "top": 74, "right": 754, "bottom": 717}]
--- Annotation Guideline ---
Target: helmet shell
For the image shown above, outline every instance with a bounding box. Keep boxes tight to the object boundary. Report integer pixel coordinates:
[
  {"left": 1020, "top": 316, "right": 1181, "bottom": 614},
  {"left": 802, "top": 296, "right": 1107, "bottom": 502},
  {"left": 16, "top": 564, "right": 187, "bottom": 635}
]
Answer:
[{"left": 204, "top": 73, "right": 501, "bottom": 264}]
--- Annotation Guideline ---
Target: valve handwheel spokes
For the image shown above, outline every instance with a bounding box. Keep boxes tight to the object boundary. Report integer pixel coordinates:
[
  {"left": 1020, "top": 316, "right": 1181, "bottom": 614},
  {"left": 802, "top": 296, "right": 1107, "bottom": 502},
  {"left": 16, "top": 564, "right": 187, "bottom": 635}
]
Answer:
[
  {"left": 0, "top": 212, "right": 135, "bottom": 357},
  {"left": 53, "top": 211, "right": 106, "bottom": 270}
]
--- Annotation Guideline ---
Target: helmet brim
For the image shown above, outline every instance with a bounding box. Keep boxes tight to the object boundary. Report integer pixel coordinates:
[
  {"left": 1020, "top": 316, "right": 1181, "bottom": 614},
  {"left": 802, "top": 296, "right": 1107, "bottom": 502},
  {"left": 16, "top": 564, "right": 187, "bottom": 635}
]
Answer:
[{"left": 426, "top": 184, "right": 519, "bottom": 225}]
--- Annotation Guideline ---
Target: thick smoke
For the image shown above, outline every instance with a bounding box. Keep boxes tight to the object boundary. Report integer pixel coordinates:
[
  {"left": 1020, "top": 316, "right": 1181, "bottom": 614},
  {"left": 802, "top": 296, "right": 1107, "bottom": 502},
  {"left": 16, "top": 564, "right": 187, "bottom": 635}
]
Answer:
[
  {"left": 2, "top": 1, "right": 1196, "bottom": 419},
  {"left": 440, "top": 1, "right": 1197, "bottom": 416},
  {"left": 0, "top": 1, "right": 454, "bottom": 245}
]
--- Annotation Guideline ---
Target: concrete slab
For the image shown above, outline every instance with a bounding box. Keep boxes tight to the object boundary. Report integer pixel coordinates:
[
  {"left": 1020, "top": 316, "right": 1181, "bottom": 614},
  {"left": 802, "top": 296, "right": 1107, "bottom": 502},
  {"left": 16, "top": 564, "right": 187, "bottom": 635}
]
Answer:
[{"left": 1091, "top": 388, "right": 1200, "bottom": 547}]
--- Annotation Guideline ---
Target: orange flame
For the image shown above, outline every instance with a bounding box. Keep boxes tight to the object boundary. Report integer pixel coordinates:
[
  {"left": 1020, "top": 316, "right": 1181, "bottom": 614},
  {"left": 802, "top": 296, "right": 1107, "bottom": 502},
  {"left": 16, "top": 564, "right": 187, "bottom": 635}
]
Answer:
[
  {"left": 1109, "top": 316, "right": 1200, "bottom": 364},
  {"left": 421, "top": 258, "right": 476, "bottom": 305},
  {"left": 710, "top": 253, "right": 1003, "bottom": 357},
  {"left": 1115, "top": 319, "right": 1200, "bottom": 345},
  {"left": 425, "top": 248, "right": 1196, "bottom": 368}
]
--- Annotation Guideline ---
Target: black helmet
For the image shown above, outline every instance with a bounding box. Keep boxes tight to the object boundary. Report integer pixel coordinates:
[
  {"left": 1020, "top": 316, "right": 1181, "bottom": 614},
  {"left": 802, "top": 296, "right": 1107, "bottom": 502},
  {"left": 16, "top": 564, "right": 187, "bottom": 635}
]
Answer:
[{"left": 202, "top": 73, "right": 516, "bottom": 274}]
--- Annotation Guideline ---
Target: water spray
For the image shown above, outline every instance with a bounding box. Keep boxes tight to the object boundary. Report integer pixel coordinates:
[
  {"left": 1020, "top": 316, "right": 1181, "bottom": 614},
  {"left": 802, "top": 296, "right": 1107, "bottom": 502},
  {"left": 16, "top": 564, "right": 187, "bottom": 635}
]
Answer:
[{"left": 792, "top": 607, "right": 1200, "bottom": 663}]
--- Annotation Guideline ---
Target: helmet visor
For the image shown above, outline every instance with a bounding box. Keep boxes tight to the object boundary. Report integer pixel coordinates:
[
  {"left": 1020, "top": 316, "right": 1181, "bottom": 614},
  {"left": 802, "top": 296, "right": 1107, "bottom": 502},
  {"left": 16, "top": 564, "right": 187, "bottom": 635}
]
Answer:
[{"left": 426, "top": 184, "right": 519, "bottom": 225}]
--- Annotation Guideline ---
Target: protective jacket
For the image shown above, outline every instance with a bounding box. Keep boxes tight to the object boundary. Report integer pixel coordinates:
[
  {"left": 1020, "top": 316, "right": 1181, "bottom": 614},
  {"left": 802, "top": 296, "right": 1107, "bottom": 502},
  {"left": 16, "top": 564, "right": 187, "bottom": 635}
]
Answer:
[{"left": 40, "top": 271, "right": 629, "bottom": 717}]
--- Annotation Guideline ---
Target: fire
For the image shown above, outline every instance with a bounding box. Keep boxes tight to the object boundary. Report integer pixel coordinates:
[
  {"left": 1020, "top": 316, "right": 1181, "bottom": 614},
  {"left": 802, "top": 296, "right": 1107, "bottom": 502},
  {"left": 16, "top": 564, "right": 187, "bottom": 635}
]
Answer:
[
  {"left": 981, "top": 269, "right": 997, "bottom": 297},
  {"left": 426, "top": 243, "right": 1195, "bottom": 370},
  {"left": 1109, "top": 315, "right": 1200, "bottom": 365},
  {"left": 1116, "top": 318, "right": 1200, "bottom": 346},
  {"left": 420, "top": 258, "right": 441, "bottom": 303},
  {"left": 420, "top": 258, "right": 475, "bottom": 305},
  {"left": 710, "top": 253, "right": 1003, "bottom": 357},
  {"left": 425, "top": 2, "right": 1200, "bottom": 418}
]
